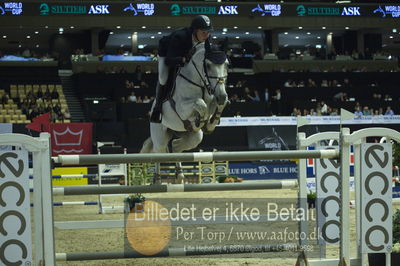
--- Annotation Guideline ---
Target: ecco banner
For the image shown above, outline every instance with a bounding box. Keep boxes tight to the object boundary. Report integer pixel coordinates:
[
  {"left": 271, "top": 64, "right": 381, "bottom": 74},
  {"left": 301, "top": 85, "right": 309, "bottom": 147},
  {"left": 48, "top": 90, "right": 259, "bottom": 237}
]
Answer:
[
  {"left": 315, "top": 146, "right": 340, "bottom": 245},
  {"left": 0, "top": 151, "right": 32, "bottom": 265},
  {"left": 360, "top": 143, "right": 392, "bottom": 253}
]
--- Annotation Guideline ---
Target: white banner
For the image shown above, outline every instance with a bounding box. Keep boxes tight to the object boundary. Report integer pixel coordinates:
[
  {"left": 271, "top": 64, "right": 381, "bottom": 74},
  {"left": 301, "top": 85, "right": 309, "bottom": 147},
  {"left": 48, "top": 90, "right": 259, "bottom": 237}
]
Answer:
[
  {"left": 219, "top": 115, "right": 400, "bottom": 126},
  {"left": 360, "top": 143, "right": 392, "bottom": 253},
  {"left": 98, "top": 163, "right": 126, "bottom": 176},
  {"left": 0, "top": 150, "right": 32, "bottom": 265},
  {"left": 316, "top": 146, "right": 340, "bottom": 245}
]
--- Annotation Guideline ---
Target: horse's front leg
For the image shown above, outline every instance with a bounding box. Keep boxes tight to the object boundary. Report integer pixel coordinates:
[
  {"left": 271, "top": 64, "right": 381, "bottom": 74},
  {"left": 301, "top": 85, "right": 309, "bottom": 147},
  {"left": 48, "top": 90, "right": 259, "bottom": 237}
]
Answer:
[
  {"left": 203, "top": 99, "right": 229, "bottom": 134},
  {"left": 190, "top": 99, "right": 208, "bottom": 131}
]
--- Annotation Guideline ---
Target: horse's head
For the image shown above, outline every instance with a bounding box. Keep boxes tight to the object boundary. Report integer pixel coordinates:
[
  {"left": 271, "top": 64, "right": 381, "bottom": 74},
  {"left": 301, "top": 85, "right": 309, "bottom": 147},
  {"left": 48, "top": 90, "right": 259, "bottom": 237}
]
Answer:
[
  {"left": 180, "top": 43, "right": 229, "bottom": 105},
  {"left": 204, "top": 49, "right": 229, "bottom": 105}
]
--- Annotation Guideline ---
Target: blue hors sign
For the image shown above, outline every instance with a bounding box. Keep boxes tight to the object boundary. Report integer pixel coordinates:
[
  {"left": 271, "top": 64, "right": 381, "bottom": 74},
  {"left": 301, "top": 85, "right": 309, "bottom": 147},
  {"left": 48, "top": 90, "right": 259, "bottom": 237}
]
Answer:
[{"left": 229, "top": 162, "right": 297, "bottom": 180}]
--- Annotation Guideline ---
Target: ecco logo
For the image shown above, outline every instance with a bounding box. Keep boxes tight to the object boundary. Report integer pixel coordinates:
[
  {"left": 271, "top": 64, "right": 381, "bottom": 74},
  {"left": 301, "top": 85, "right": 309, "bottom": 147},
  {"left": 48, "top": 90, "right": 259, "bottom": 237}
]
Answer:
[
  {"left": 362, "top": 144, "right": 391, "bottom": 252},
  {"left": 0, "top": 151, "right": 31, "bottom": 265},
  {"left": 316, "top": 146, "right": 340, "bottom": 244},
  {"left": 0, "top": 152, "right": 24, "bottom": 177}
]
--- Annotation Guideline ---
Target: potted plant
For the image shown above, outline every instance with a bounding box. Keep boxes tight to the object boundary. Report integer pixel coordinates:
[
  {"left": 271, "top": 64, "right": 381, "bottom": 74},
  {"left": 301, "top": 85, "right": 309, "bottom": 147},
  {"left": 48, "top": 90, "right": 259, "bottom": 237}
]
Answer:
[
  {"left": 307, "top": 191, "right": 316, "bottom": 209},
  {"left": 217, "top": 175, "right": 244, "bottom": 183},
  {"left": 392, "top": 208, "right": 400, "bottom": 263},
  {"left": 368, "top": 208, "right": 400, "bottom": 266},
  {"left": 124, "top": 193, "right": 146, "bottom": 213}
]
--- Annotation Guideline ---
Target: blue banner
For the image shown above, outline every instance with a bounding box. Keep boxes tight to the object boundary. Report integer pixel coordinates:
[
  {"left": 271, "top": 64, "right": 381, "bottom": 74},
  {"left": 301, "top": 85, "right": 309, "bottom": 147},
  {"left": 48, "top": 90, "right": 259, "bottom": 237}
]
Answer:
[
  {"left": 229, "top": 160, "right": 355, "bottom": 180},
  {"left": 393, "top": 186, "right": 400, "bottom": 198},
  {"left": 228, "top": 162, "right": 297, "bottom": 180}
]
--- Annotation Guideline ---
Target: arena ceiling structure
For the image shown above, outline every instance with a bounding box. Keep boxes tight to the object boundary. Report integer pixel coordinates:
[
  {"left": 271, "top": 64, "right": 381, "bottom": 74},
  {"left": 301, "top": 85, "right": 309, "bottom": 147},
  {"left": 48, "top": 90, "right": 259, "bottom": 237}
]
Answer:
[{"left": 0, "top": 1, "right": 399, "bottom": 54}]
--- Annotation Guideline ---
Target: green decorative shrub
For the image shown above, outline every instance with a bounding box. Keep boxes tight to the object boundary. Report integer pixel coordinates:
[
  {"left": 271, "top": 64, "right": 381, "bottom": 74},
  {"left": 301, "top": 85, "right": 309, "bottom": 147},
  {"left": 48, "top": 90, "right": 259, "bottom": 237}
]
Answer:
[
  {"left": 393, "top": 208, "right": 400, "bottom": 252},
  {"left": 124, "top": 193, "right": 146, "bottom": 210},
  {"left": 393, "top": 143, "right": 400, "bottom": 168}
]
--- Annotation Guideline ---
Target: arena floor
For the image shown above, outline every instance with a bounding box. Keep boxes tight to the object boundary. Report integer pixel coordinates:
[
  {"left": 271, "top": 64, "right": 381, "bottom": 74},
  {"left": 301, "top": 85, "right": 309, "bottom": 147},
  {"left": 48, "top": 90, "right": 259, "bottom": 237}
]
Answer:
[{"left": 49, "top": 186, "right": 374, "bottom": 266}]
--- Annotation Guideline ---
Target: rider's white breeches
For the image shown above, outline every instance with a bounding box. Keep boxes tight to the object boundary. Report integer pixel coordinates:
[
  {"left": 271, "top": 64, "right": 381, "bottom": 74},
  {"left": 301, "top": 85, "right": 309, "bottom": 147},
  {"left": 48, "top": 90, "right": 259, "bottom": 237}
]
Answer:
[{"left": 158, "top": 56, "right": 168, "bottom": 85}]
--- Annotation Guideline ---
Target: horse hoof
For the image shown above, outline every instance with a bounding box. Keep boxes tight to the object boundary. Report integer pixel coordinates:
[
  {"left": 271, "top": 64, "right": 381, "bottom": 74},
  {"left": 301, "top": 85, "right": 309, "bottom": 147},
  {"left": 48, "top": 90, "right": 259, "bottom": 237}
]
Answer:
[
  {"left": 194, "top": 113, "right": 201, "bottom": 127},
  {"left": 176, "top": 173, "right": 185, "bottom": 184},
  {"left": 153, "top": 175, "right": 162, "bottom": 185}
]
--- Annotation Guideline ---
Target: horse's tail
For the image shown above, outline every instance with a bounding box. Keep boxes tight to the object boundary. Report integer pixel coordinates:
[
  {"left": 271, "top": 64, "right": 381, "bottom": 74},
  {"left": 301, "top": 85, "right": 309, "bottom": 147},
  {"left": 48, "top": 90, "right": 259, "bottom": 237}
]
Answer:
[{"left": 140, "top": 137, "right": 153, "bottom": 153}]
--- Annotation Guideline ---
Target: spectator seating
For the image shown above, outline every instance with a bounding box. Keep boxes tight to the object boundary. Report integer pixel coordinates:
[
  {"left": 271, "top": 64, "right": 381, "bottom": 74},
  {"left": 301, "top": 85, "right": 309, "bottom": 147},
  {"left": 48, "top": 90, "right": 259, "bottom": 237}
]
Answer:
[{"left": 5, "top": 84, "right": 70, "bottom": 123}]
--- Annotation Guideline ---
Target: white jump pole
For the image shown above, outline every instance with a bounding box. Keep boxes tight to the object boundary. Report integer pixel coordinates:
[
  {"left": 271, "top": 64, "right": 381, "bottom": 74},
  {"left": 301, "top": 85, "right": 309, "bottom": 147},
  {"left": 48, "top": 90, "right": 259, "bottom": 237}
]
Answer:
[
  {"left": 53, "top": 149, "right": 339, "bottom": 165},
  {"left": 56, "top": 244, "right": 297, "bottom": 261},
  {"left": 53, "top": 180, "right": 298, "bottom": 196}
]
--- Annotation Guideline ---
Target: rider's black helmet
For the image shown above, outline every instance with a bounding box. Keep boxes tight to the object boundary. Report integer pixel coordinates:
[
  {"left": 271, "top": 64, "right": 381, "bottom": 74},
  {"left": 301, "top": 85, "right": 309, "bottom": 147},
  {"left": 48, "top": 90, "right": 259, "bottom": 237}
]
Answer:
[{"left": 191, "top": 15, "right": 213, "bottom": 32}]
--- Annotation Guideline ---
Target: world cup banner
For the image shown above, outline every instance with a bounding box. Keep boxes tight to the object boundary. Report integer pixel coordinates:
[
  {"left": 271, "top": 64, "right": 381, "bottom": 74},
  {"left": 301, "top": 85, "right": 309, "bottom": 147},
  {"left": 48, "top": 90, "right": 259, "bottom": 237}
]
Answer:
[{"left": 49, "top": 123, "right": 93, "bottom": 156}]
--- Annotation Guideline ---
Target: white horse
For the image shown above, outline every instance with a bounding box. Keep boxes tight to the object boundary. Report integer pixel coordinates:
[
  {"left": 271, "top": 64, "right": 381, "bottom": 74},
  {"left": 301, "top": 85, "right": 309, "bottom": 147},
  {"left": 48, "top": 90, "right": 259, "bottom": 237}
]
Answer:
[{"left": 140, "top": 43, "right": 229, "bottom": 184}]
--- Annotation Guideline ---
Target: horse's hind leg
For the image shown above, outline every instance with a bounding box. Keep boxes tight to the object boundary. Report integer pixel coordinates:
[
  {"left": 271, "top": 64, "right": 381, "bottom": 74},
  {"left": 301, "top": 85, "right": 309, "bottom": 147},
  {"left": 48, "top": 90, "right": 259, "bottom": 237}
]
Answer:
[
  {"left": 167, "top": 139, "right": 184, "bottom": 184},
  {"left": 175, "top": 162, "right": 184, "bottom": 184},
  {"left": 150, "top": 123, "right": 172, "bottom": 185},
  {"left": 154, "top": 163, "right": 162, "bottom": 185},
  {"left": 171, "top": 131, "right": 204, "bottom": 184},
  {"left": 140, "top": 137, "right": 153, "bottom": 153}
]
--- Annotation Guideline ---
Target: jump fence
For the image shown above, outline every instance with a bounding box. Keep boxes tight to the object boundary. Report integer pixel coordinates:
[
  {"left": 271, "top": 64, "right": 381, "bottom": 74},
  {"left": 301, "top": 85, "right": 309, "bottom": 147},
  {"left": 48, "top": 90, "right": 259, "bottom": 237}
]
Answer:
[{"left": 1, "top": 127, "right": 399, "bottom": 266}]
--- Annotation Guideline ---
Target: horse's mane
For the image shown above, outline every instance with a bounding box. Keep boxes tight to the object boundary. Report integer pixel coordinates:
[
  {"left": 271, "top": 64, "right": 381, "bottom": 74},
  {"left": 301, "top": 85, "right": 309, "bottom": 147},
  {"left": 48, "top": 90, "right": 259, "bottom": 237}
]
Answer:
[{"left": 189, "top": 43, "right": 206, "bottom": 64}]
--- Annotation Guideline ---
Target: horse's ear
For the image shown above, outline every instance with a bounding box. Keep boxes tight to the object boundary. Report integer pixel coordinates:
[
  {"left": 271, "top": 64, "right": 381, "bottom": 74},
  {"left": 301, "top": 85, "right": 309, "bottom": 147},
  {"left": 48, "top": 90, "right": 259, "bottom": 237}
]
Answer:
[{"left": 221, "top": 37, "right": 229, "bottom": 53}]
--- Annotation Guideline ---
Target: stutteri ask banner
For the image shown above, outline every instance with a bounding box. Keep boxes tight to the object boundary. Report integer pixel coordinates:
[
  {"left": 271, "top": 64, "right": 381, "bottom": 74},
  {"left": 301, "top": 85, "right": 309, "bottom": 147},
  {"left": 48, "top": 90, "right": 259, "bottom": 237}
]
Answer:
[{"left": 49, "top": 123, "right": 93, "bottom": 156}]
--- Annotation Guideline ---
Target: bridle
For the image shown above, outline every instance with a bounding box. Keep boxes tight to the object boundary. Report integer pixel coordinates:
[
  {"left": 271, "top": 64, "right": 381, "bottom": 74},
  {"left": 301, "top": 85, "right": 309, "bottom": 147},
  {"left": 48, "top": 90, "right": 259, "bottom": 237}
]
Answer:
[
  {"left": 178, "top": 52, "right": 227, "bottom": 96},
  {"left": 169, "top": 48, "right": 228, "bottom": 132}
]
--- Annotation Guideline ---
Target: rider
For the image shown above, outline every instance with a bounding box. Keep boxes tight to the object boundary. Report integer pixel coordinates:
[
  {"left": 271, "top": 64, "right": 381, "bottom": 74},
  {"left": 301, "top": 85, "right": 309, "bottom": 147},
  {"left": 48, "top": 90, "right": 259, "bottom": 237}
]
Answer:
[{"left": 150, "top": 15, "right": 213, "bottom": 123}]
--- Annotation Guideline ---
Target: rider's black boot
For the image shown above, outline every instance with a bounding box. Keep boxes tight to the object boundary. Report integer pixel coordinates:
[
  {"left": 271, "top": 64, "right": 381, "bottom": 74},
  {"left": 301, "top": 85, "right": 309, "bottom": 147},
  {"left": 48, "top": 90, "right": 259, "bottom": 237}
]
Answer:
[{"left": 150, "top": 84, "right": 167, "bottom": 123}]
